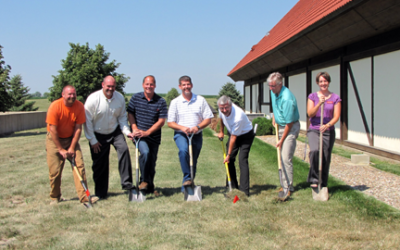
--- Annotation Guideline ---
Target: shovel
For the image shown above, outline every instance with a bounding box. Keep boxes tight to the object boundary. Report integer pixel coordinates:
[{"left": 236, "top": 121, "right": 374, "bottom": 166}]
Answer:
[
  {"left": 312, "top": 103, "right": 329, "bottom": 201},
  {"left": 129, "top": 137, "right": 146, "bottom": 202},
  {"left": 184, "top": 133, "right": 202, "bottom": 201},
  {"left": 275, "top": 123, "right": 291, "bottom": 201},
  {"left": 219, "top": 137, "right": 232, "bottom": 192},
  {"left": 67, "top": 157, "right": 93, "bottom": 208}
]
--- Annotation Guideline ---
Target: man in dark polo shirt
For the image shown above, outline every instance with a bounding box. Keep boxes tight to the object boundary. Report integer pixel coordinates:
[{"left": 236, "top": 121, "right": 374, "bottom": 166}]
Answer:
[{"left": 127, "top": 75, "right": 168, "bottom": 195}]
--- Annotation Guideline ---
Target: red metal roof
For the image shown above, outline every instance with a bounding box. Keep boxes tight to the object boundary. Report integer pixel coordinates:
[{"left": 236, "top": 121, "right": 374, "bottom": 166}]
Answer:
[{"left": 228, "top": 0, "right": 353, "bottom": 76}]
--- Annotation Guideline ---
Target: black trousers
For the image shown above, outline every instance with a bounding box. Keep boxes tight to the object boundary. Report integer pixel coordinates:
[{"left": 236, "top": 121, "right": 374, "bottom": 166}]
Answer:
[
  {"left": 307, "top": 129, "right": 335, "bottom": 187},
  {"left": 226, "top": 130, "right": 255, "bottom": 196},
  {"left": 90, "top": 127, "right": 133, "bottom": 198}
]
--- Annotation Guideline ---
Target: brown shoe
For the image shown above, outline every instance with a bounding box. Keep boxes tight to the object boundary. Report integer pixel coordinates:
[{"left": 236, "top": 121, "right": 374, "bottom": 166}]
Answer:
[
  {"left": 183, "top": 180, "right": 192, "bottom": 186},
  {"left": 81, "top": 196, "right": 99, "bottom": 204},
  {"left": 50, "top": 197, "right": 66, "bottom": 205},
  {"left": 90, "top": 196, "right": 99, "bottom": 203},
  {"left": 153, "top": 190, "right": 160, "bottom": 197},
  {"left": 139, "top": 182, "right": 148, "bottom": 190}
]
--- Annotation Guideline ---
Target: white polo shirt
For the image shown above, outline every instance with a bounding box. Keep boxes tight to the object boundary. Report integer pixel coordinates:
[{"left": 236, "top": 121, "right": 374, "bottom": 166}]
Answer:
[
  {"left": 84, "top": 89, "right": 131, "bottom": 145},
  {"left": 219, "top": 103, "right": 253, "bottom": 136},
  {"left": 168, "top": 93, "right": 214, "bottom": 134}
]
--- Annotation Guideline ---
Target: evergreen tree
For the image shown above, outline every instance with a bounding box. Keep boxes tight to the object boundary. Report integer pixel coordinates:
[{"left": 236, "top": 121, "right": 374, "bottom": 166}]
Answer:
[
  {"left": 9, "top": 74, "right": 38, "bottom": 111},
  {"left": 49, "top": 43, "right": 129, "bottom": 103},
  {"left": 165, "top": 87, "right": 179, "bottom": 107},
  {"left": 217, "top": 82, "right": 243, "bottom": 109},
  {"left": 0, "top": 45, "right": 12, "bottom": 112}
]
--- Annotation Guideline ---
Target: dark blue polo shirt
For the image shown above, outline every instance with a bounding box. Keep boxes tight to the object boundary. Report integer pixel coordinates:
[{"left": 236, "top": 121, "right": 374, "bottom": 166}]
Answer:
[{"left": 127, "top": 92, "right": 168, "bottom": 144}]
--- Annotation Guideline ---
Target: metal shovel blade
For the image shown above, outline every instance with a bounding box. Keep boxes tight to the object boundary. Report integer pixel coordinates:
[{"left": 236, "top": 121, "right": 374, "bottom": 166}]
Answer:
[
  {"left": 129, "top": 188, "right": 146, "bottom": 202},
  {"left": 278, "top": 169, "right": 284, "bottom": 188},
  {"left": 184, "top": 185, "right": 202, "bottom": 201},
  {"left": 277, "top": 187, "right": 290, "bottom": 201},
  {"left": 312, "top": 187, "right": 329, "bottom": 201}
]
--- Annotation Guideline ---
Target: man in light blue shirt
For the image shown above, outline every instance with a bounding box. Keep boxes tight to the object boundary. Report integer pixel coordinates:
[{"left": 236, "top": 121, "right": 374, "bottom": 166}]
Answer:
[{"left": 269, "top": 72, "right": 300, "bottom": 200}]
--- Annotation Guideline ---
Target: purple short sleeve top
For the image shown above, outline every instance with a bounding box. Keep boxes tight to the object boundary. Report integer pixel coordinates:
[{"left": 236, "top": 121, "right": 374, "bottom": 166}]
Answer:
[{"left": 308, "top": 92, "right": 341, "bottom": 131}]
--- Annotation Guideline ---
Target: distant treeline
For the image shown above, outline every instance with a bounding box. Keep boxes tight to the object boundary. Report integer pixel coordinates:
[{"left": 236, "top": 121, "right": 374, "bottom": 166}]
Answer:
[
  {"left": 28, "top": 97, "right": 48, "bottom": 100},
  {"left": 126, "top": 93, "right": 218, "bottom": 99}
]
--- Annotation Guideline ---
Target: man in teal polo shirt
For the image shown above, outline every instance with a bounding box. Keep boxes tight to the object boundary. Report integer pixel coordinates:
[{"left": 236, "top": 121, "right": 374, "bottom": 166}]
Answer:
[{"left": 268, "top": 72, "right": 300, "bottom": 200}]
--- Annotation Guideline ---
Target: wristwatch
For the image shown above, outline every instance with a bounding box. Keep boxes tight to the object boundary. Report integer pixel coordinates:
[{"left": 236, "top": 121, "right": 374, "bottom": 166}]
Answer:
[{"left": 196, "top": 125, "right": 201, "bottom": 130}]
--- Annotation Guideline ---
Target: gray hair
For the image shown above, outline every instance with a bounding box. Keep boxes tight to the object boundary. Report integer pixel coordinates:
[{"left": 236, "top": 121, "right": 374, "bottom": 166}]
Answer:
[
  {"left": 267, "top": 72, "right": 283, "bottom": 85},
  {"left": 217, "top": 95, "right": 232, "bottom": 106}
]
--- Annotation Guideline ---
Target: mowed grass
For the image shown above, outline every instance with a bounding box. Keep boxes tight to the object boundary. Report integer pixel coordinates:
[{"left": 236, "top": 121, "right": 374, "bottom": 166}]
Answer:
[
  {"left": 26, "top": 98, "right": 51, "bottom": 112},
  {"left": 1, "top": 127, "right": 400, "bottom": 249}
]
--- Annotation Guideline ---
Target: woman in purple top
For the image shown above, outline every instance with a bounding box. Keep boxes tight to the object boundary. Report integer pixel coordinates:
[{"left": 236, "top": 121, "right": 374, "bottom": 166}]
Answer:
[{"left": 307, "top": 72, "right": 341, "bottom": 188}]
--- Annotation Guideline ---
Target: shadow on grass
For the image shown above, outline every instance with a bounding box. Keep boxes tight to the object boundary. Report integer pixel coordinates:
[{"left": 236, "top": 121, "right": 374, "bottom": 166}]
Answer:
[
  {"left": 155, "top": 185, "right": 276, "bottom": 198},
  {"left": 250, "top": 184, "right": 278, "bottom": 195},
  {"left": 158, "top": 186, "right": 232, "bottom": 197},
  {"left": 294, "top": 181, "right": 312, "bottom": 191},
  {"left": 328, "top": 184, "right": 356, "bottom": 195},
  {"left": 157, "top": 187, "right": 184, "bottom": 197},
  {"left": 1, "top": 131, "right": 47, "bottom": 138}
]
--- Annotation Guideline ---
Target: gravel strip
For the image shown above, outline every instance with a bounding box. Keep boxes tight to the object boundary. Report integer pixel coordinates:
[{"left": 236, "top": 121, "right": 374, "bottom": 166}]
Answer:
[{"left": 257, "top": 135, "right": 400, "bottom": 210}]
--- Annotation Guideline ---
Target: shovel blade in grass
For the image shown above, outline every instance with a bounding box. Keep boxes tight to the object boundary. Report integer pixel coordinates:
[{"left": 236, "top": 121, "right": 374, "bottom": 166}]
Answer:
[
  {"left": 184, "top": 185, "right": 202, "bottom": 201},
  {"left": 312, "top": 187, "right": 329, "bottom": 201},
  {"left": 129, "top": 189, "right": 146, "bottom": 202}
]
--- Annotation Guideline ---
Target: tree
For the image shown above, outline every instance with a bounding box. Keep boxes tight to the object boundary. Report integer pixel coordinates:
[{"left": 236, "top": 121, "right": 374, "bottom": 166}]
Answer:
[
  {"left": 217, "top": 82, "right": 243, "bottom": 109},
  {"left": 49, "top": 43, "right": 129, "bottom": 103},
  {"left": 8, "top": 74, "right": 38, "bottom": 111},
  {"left": 0, "top": 45, "right": 12, "bottom": 112},
  {"left": 30, "top": 91, "right": 41, "bottom": 98},
  {"left": 165, "top": 87, "right": 179, "bottom": 107},
  {"left": 43, "top": 92, "right": 50, "bottom": 98}
]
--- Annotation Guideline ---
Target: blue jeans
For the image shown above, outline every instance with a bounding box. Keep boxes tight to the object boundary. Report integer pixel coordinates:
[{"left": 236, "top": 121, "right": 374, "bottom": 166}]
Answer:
[
  {"left": 173, "top": 132, "right": 203, "bottom": 191},
  {"left": 135, "top": 138, "right": 159, "bottom": 192}
]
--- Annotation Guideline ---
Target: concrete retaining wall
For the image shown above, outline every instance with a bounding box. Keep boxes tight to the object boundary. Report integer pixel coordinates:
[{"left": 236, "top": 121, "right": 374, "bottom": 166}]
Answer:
[
  {"left": 0, "top": 112, "right": 47, "bottom": 135},
  {"left": 246, "top": 113, "right": 265, "bottom": 121}
]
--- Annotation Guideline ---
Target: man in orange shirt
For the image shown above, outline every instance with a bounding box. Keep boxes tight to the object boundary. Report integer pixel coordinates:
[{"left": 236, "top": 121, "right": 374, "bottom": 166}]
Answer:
[{"left": 45, "top": 85, "right": 98, "bottom": 207}]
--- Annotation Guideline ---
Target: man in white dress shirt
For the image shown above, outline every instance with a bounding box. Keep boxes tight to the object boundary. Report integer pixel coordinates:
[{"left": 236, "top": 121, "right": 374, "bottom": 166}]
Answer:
[
  {"left": 167, "top": 75, "right": 214, "bottom": 191},
  {"left": 217, "top": 95, "right": 254, "bottom": 196},
  {"left": 84, "top": 75, "right": 134, "bottom": 199}
]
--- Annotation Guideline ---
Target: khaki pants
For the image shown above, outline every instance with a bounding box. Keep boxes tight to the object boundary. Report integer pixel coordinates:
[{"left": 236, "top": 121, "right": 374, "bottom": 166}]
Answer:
[
  {"left": 278, "top": 121, "right": 300, "bottom": 189},
  {"left": 46, "top": 133, "right": 88, "bottom": 202}
]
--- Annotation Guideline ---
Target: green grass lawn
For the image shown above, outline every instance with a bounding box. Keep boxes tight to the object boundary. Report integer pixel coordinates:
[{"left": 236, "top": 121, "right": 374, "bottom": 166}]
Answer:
[
  {"left": 27, "top": 98, "right": 51, "bottom": 112},
  {"left": 1, "top": 127, "right": 399, "bottom": 249}
]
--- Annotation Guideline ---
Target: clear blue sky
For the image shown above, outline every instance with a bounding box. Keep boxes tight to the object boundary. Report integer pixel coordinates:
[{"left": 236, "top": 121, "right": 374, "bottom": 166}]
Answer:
[{"left": 1, "top": 0, "right": 298, "bottom": 95}]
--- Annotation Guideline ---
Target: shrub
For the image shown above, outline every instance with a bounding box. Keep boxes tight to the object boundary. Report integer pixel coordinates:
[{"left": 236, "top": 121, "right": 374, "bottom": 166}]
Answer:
[
  {"left": 215, "top": 119, "right": 228, "bottom": 135},
  {"left": 165, "top": 88, "right": 179, "bottom": 107},
  {"left": 252, "top": 117, "right": 275, "bottom": 136}
]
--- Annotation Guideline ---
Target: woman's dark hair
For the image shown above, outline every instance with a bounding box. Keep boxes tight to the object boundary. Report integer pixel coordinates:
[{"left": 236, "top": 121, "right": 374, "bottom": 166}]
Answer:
[{"left": 316, "top": 72, "right": 331, "bottom": 84}]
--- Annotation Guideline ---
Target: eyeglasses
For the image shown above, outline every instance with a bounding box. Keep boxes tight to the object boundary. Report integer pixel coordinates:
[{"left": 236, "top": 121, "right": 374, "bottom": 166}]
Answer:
[{"left": 268, "top": 84, "right": 277, "bottom": 88}]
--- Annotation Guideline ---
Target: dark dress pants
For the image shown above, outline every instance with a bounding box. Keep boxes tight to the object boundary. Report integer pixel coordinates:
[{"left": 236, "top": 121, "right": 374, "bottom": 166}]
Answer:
[
  {"left": 226, "top": 130, "right": 255, "bottom": 196},
  {"left": 90, "top": 127, "right": 133, "bottom": 198},
  {"left": 307, "top": 129, "right": 335, "bottom": 187}
]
